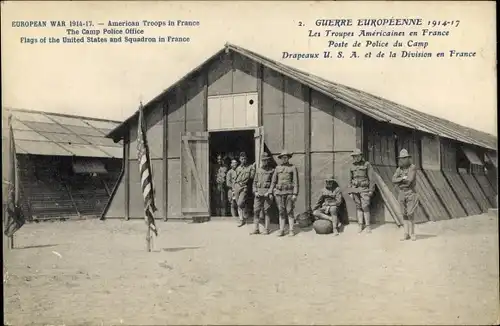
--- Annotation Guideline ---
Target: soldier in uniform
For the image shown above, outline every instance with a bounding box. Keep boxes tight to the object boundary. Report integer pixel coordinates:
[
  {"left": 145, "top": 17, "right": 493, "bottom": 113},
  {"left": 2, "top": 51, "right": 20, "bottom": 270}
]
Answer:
[
  {"left": 251, "top": 152, "right": 275, "bottom": 235},
  {"left": 312, "top": 176, "right": 343, "bottom": 236},
  {"left": 212, "top": 154, "right": 228, "bottom": 216},
  {"left": 270, "top": 151, "right": 299, "bottom": 237},
  {"left": 232, "top": 152, "right": 255, "bottom": 227},
  {"left": 348, "top": 148, "right": 376, "bottom": 233},
  {"left": 226, "top": 159, "right": 239, "bottom": 218},
  {"left": 392, "top": 149, "right": 419, "bottom": 241}
]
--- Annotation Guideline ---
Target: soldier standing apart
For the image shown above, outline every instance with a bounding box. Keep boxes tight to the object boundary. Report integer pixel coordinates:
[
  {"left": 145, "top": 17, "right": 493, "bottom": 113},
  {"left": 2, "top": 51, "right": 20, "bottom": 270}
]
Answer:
[
  {"left": 251, "top": 152, "right": 275, "bottom": 235},
  {"left": 392, "top": 149, "right": 419, "bottom": 241},
  {"left": 213, "top": 154, "right": 228, "bottom": 216},
  {"left": 232, "top": 152, "right": 255, "bottom": 227},
  {"left": 226, "top": 159, "right": 239, "bottom": 218},
  {"left": 270, "top": 151, "right": 299, "bottom": 237},
  {"left": 312, "top": 176, "right": 343, "bottom": 236},
  {"left": 348, "top": 148, "right": 376, "bottom": 233}
]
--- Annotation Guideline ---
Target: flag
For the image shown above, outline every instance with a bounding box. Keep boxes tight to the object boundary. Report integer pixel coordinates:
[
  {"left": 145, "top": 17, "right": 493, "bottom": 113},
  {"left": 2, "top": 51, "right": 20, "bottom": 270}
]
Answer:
[
  {"left": 137, "top": 103, "right": 158, "bottom": 236},
  {"left": 4, "top": 115, "right": 25, "bottom": 237}
]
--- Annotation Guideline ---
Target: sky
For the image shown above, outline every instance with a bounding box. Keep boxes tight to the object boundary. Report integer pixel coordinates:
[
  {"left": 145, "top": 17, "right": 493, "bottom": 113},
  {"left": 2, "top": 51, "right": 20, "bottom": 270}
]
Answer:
[{"left": 1, "top": 1, "right": 497, "bottom": 135}]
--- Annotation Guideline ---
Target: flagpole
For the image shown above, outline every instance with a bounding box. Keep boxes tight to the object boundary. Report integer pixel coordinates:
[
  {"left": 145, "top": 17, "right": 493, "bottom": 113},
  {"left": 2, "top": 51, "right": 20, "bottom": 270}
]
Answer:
[
  {"left": 140, "top": 98, "right": 150, "bottom": 253},
  {"left": 7, "top": 115, "right": 15, "bottom": 250},
  {"left": 146, "top": 222, "right": 151, "bottom": 252}
]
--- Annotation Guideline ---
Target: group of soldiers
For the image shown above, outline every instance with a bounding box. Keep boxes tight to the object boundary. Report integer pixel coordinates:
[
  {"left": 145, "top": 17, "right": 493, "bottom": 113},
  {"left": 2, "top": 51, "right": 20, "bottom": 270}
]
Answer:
[{"left": 212, "top": 147, "right": 419, "bottom": 241}]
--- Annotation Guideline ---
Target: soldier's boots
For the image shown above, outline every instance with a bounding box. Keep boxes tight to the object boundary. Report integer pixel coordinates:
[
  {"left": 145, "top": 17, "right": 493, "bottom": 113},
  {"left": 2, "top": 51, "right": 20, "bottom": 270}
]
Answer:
[
  {"left": 288, "top": 218, "right": 295, "bottom": 236},
  {"left": 237, "top": 208, "right": 246, "bottom": 227},
  {"left": 401, "top": 220, "right": 410, "bottom": 241},
  {"left": 357, "top": 210, "right": 364, "bottom": 234},
  {"left": 333, "top": 228, "right": 339, "bottom": 236},
  {"left": 410, "top": 220, "right": 416, "bottom": 241},
  {"left": 261, "top": 229, "right": 270, "bottom": 235},
  {"left": 364, "top": 212, "right": 371, "bottom": 233},
  {"left": 250, "top": 229, "right": 260, "bottom": 235},
  {"left": 277, "top": 230, "right": 285, "bottom": 237}
]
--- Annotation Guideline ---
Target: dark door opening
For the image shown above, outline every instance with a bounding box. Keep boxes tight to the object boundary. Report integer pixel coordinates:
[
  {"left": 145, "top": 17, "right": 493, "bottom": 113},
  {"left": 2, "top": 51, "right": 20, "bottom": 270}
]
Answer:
[{"left": 209, "top": 129, "right": 255, "bottom": 216}]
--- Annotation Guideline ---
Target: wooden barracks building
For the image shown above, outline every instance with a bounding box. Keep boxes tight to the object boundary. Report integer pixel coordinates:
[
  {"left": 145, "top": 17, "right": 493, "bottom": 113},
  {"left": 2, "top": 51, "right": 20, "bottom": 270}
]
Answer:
[{"left": 103, "top": 43, "right": 497, "bottom": 224}]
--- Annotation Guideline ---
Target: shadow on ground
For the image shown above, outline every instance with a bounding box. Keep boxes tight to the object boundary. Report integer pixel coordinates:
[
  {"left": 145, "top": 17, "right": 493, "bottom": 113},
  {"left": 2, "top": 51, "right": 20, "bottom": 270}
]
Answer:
[
  {"left": 415, "top": 234, "right": 437, "bottom": 241},
  {"left": 161, "top": 246, "right": 202, "bottom": 252},
  {"left": 16, "top": 244, "right": 59, "bottom": 250}
]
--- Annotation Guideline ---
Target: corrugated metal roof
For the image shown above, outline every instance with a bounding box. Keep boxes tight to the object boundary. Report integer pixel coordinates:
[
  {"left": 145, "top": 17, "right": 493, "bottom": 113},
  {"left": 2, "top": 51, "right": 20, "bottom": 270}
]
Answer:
[
  {"left": 59, "top": 143, "right": 111, "bottom": 157},
  {"left": 38, "top": 132, "right": 90, "bottom": 145},
  {"left": 79, "top": 135, "right": 121, "bottom": 147},
  {"left": 82, "top": 119, "right": 120, "bottom": 130},
  {"left": 3, "top": 108, "right": 123, "bottom": 158},
  {"left": 15, "top": 140, "right": 73, "bottom": 156},
  {"left": 106, "top": 43, "right": 496, "bottom": 151}
]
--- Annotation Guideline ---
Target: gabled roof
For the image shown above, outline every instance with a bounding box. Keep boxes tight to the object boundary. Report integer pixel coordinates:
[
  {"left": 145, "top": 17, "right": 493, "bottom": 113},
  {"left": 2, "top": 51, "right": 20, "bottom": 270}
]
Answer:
[
  {"left": 107, "top": 42, "right": 497, "bottom": 150},
  {"left": 2, "top": 107, "right": 123, "bottom": 158}
]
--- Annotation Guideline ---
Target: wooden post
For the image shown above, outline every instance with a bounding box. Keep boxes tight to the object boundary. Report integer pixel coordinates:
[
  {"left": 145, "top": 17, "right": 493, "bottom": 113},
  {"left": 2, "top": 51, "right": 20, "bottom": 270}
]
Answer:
[
  {"left": 124, "top": 139, "right": 130, "bottom": 221},
  {"left": 304, "top": 86, "right": 311, "bottom": 211},
  {"left": 163, "top": 102, "right": 169, "bottom": 221},
  {"left": 257, "top": 64, "right": 264, "bottom": 127}
]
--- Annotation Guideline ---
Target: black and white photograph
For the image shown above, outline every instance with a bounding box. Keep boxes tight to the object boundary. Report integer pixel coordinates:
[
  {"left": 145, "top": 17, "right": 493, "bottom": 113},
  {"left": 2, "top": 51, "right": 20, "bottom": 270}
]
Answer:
[{"left": 2, "top": 1, "right": 498, "bottom": 325}]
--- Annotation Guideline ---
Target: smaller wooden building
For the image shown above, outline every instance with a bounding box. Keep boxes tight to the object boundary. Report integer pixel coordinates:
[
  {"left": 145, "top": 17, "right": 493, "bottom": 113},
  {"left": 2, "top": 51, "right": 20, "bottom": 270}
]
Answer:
[
  {"left": 2, "top": 108, "right": 123, "bottom": 220},
  {"left": 103, "top": 43, "right": 497, "bottom": 224}
]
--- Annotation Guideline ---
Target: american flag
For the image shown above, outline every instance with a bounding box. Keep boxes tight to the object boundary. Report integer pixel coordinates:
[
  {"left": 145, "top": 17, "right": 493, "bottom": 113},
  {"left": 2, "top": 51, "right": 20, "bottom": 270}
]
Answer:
[
  {"left": 4, "top": 115, "right": 26, "bottom": 237},
  {"left": 137, "top": 103, "right": 158, "bottom": 236}
]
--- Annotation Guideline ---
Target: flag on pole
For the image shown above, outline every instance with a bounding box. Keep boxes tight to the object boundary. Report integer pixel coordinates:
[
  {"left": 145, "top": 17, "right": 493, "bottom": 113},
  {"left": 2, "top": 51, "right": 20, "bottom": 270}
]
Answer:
[
  {"left": 137, "top": 103, "right": 158, "bottom": 236},
  {"left": 4, "top": 115, "right": 25, "bottom": 237}
]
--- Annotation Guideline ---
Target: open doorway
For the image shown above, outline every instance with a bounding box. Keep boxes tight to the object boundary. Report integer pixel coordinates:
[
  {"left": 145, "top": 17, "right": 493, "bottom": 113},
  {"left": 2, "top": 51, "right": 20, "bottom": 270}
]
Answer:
[{"left": 209, "top": 129, "right": 256, "bottom": 216}]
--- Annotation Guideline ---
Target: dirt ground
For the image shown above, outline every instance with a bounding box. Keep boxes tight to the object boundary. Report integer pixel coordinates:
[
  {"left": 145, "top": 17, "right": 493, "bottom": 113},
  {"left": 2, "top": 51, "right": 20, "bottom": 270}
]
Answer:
[{"left": 3, "top": 214, "right": 499, "bottom": 325}]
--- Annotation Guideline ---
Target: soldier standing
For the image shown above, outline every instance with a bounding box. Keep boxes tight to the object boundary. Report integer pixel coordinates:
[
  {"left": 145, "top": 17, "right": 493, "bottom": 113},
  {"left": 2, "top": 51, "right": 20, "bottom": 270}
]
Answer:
[
  {"left": 312, "top": 176, "right": 343, "bottom": 236},
  {"left": 213, "top": 154, "right": 228, "bottom": 216},
  {"left": 232, "top": 152, "right": 255, "bottom": 227},
  {"left": 226, "top": 159, "right": 239, "bottom": 218},
  {"left": 251, "top": 152, "right": 275, "bottom": 235},
  {"left": 392, "top": 149, "right": 419, "bottom": 241},
  {"left": 270, "top": 151, "right": 299, "bottom": 237},
  {"left": 348, "top": 148, "right": 376, "bottom": 233}
]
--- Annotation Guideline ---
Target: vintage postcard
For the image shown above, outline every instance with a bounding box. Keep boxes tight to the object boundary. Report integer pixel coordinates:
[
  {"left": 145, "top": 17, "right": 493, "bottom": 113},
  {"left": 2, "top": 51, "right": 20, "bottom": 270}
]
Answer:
[{"left": 2, "top": 1, "right": 498, "bottom": 325}]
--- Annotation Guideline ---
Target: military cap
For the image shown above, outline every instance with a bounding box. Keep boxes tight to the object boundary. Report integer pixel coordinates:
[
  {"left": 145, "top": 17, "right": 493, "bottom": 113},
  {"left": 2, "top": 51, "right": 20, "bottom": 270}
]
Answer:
[
  {"left": 398, "top": 149, "right": 411, "bottom": 158},
  {"left": 277, "top": 150, "right": 292, "bottom": 158},
  {"left": 350, "top": 148, "right": 363, "bottom": 156},
  {"left": 325, "top": 176, "right": 336, "bottom": 183},
  {"left": 239, "top": 152, "right": 247, "bottom": 158}
]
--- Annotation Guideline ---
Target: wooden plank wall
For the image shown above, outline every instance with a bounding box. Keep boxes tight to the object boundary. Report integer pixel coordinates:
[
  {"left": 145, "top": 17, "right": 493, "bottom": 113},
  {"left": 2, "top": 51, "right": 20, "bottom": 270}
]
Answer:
[
  {"left": 310, "top": 90, "right": 334, "bottom": 214},
  {"left": 460, "top": 171, "right": 491, "bottom": 211},
  {"left": 416, "top": 134, "right": 449, "bottom": 221},
  {"left": 309, "top": 90, "right": 360, "bottom": 220},
  {"left": 415, "top": 170, "right": 449, "bottom": 221},
  {"left": 421, "top": 135, "right": 466, "bottom": 219},
  {"left": 474, "top": 174, "right": 497, "bottom": 208},
  {"left": 104, "top": 171, "right": 126, "bottom": 218},
  {"left": 440, "top": 138, "right": 482, "bottom": 216},
  {"left": 470, "top": 147, "right": 497, "bottom": 207},
  {"left": 455, "top": 144, "right": 492, "bottom": 212}
]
